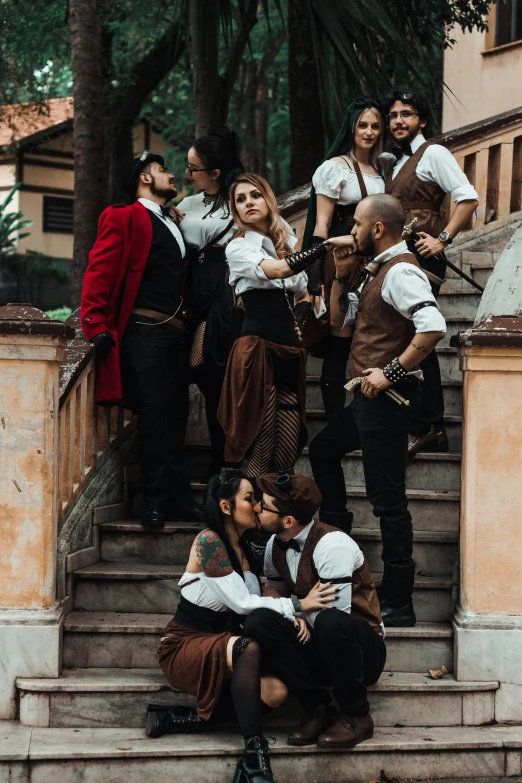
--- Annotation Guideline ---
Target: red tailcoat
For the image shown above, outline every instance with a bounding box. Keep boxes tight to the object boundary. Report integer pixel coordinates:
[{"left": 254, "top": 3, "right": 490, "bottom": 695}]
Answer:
[{"left": 80, "top": 201, "right": 153, "bottom": 405}]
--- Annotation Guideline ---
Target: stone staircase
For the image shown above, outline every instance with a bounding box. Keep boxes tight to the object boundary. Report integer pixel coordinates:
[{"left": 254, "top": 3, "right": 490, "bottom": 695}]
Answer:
[{"left": 11, "top": 219, "right": 522, "bottom": 782}]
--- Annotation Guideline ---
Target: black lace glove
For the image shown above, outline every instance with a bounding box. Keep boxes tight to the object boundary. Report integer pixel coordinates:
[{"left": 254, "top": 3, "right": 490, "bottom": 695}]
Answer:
[
  {"left": 284, "top": 242, "right": 326, "bottom": 276},
  {"left": 294, "top": 300, "right": 312, "bottom": 333},
  {"left": 306, "top": 236, "right": 325, "bottom": 295},
  {"left": 91, "top": 331, "right": 116, "bottom": 358}
]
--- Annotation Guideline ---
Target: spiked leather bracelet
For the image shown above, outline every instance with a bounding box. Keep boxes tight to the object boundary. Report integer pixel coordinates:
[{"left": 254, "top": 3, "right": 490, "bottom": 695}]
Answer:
[
  {"left": 383, "top": 357, "right": 408, "bottom": 384},
  {"left": 285, "top": 243, "right": 326, "bottom": 275}
]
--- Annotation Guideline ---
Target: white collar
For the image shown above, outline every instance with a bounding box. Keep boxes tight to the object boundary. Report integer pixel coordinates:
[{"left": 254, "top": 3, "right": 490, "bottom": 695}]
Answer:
[
  {"left": 373, "top": 240, "right": 411, "bottom": 265},
  {"left": 293, "top": 520, "right": 315, "bottom": 549},
  {"left": 410, "top": 133, "right": 426, "bottom": 154},
  {"left": 137, "top": 197, "right": 166, "bottom": 216}
]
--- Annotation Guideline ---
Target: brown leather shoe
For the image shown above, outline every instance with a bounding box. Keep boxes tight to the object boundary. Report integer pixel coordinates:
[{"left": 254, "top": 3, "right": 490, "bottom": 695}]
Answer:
[
  {"left": 408, "top": 426, "right": 449, "bottom": 458},
  {"left": 287, "top": 703, "right": 332, "bottom": 746},
  {"left": 317, "top": 711, "right": 374, "bottom": 748}
]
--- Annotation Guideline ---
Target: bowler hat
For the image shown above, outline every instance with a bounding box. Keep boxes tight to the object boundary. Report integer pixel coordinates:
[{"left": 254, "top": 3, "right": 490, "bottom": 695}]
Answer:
[{"left": 121, "top": 151, "right": 165, "bottom": 199}]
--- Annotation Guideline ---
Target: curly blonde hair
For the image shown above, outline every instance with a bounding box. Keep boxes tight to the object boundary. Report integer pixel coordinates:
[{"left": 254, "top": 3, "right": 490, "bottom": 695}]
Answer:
[{"left": 229, "top": 173, "right": 293, "bottom": 258}]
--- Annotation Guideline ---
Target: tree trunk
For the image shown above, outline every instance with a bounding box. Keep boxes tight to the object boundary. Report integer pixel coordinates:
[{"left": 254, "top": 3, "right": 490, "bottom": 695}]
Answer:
[
  {"left": 254, "top": 66, "right": 268, "bottom": 179},
  {"left": 69, "top": 0, "right": 105, "bottom": 309},
  {"left": 190, "top": 0, "right": 223, "bottom": 138},
  {"left": 288, "top": 0, "right": 325, "bottom": 188}
]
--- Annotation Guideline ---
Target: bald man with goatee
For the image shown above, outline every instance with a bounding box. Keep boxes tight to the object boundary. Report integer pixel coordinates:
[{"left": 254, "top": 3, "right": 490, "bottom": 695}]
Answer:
[{"left": 309, "top": 194, "right": 446, "bottom": 627}]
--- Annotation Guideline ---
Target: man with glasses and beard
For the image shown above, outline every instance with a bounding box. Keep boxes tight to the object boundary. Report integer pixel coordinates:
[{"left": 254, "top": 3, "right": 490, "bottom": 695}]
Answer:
[
  {"left": 383, "top": 90, "right": 479, "bottom": 456},
  {"left": 81, "top": 152, "right": 200, "bottom": 528}
]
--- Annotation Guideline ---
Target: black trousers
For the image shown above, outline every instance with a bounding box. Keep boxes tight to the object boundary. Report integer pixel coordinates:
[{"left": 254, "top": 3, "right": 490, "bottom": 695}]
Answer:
[
  {"left": 190, "top": 362, "right": 226, "bottom": 477},
  {"left": 407, "top": 244, "right": 446, "bottom": 435},
  {"left": 309, "top": 382, "right": 421, "bottom": 565},
  {"left": 243, "top": 608, "right": 386, "bottom": 717},
  {"left": 120, "top": 315, "right": 192, "bottom": 509}
]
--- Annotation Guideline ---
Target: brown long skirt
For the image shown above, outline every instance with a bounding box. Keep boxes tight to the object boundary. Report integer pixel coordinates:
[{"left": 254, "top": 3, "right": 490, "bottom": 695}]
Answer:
[
  {"left": 157, "top": 620, "right": 233, "bottom": 721},
  {"left": 217, "top": 335, "right": 308, "bottom": 464}
]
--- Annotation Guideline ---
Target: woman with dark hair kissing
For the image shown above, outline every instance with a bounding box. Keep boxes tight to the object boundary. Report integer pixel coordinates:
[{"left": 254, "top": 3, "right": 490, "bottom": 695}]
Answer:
[
  {"left": 178, "top": 129, "right": 244, "bottom": 476},
  {"left": 153, "top": 470, "right": 336, "bottom": 783}
]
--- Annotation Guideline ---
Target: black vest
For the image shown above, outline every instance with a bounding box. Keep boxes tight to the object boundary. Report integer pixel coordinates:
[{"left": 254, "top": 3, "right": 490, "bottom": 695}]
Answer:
[{"left": 134, "top": 210, "right": 184, "bottom": 314}]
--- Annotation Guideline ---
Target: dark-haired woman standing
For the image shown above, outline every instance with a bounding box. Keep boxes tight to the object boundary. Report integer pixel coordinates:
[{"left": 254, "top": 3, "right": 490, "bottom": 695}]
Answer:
[
  {"left": 178, "top": 129, "right": 244, "bottom": 476},
  {"left": 153, "top": 470, "right": 335, "bottom": 782}
]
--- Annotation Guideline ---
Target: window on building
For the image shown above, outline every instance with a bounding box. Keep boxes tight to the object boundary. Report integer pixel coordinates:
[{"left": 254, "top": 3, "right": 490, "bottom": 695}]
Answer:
[
  {"left": 43, "top": 196, "right": 74, "bottom": 234},
  {"left": 496, "top": 0, "right": 522, "bottom": 46}
]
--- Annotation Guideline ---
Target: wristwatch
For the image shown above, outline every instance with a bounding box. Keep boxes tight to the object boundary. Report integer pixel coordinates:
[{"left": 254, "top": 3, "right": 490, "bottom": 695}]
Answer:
[{"left": 438, "top": 231, "right": 453, "bottom": 245}]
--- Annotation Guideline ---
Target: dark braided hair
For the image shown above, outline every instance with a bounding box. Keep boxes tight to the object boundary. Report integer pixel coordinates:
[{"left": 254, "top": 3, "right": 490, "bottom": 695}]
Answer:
[
  {"left": 204, "top": 471, "right": 260, "bottom": 580},
  {"left": 192, "top": 128, "right": 244, "bottom": 217}
]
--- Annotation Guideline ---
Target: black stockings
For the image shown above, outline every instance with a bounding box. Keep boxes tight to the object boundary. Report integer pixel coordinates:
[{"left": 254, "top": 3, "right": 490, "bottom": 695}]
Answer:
[
  {"left": 247, "top": 386, "right": 301, "bottom": 476},
  {"left": 231, "top": 637, "right": 263, "bottom": 741}
]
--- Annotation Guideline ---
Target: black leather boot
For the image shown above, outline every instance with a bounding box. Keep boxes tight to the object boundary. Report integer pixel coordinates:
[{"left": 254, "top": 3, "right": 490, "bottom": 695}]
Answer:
[
  {"left": 145, "top": 703, "right": 204, "bottom": 738},
  {"left": 319, "top": 508, "right": 354, "bottom": 535},
  {"left": 233, "top": 736, "right": 278, "bottom": 783},
  {"left": 378, "top": 560, "right": 416, "bottom": 627},
  {"left": 320, "top": 376, "right": 346, "bottom": 423}
]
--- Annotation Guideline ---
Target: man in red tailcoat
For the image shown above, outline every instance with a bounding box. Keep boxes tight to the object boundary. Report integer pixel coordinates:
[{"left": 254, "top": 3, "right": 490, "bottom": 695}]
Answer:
[{"left": 81, "top": 152, "right": 200, "bottom": 527}]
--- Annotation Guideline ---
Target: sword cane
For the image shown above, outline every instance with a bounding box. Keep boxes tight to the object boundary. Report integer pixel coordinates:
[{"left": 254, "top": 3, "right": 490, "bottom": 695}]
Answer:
[{"left": 345, "top": 377, "right": 410, "bottom": 407}]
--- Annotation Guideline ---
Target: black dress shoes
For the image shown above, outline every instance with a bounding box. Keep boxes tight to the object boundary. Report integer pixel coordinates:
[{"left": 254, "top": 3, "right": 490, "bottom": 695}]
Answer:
[
  {"left": 380, "top": 600, "right": 417, "bottom": 627},
  {"left": 141, "top": 507, "right": 165, "bottom": 528},
  {"left": 408, "top": 426, "right": 449, "bottom": 457},
  {"left": 172, "top": 501, "right": 203, "bottom": 523}
]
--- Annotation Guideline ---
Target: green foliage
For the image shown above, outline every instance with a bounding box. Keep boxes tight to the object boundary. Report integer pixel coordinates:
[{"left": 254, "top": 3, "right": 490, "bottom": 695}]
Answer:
[
  {"left": 46, "top": 306, "right": 73, "bottom": 321},
  {"left": 0, "top": 185, "right": 32, "bottom": 259}
]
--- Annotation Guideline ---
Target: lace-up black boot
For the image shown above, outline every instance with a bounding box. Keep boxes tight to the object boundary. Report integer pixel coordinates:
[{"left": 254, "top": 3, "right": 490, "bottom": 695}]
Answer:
[
  {"left": 319, "top": 508, "right": 354, "bottom": 535},
  {"left": 145, "top": 703, "right": 204, "bottom": 738},
  {"left": 378, "top": 560, "right": 416, "bottom": 627},
  {"left": 232, "top": 736, "right": 278, "bottom": 783}
]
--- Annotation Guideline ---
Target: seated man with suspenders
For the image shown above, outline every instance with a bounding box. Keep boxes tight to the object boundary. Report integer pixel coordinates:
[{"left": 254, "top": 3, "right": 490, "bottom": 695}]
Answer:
[{"left": 243, "top": 471, "right": 386, "bottom": 749}]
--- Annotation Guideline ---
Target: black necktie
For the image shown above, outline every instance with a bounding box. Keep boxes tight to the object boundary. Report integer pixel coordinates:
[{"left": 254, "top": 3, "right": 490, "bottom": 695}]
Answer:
[
  {"left": 160, "top": 205, "right": 173, "bottom": 221},
  {"left": 390, "top": 143, "right": 413, "bottom": 161},
  {"left": 274, "top": 537, "right": 300, "bottom": 553}
]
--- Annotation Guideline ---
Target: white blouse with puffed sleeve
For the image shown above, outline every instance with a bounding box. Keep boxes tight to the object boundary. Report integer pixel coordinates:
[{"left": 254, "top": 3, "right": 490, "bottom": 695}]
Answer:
[{"left": 312, "top": 159, "right": 385, "bottom": 205}]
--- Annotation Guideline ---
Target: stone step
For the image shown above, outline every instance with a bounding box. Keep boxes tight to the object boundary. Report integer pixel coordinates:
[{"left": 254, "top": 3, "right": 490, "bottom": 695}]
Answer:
[
  {"left": 126, "top": 485, "right": 460, "bottom": 533},
  {"left": 73, "top": 563, "right": 455, "bottom": 623},
  {"left": 437, "top": 289, "right": 482, "bottom": 318},
  {"left": 472, "top": 264, "right": 494, "bottom": 289},
  {"left": 125, "top": 444, "right": 462, "bottom": 493},
  {"left": 4, "top": 722, "right": 520, "bottom": 783},
  {"left": 16, "top": 669, "right": 498, "bottom": 730},
  {"left": 306, "top": 411, "right": 462, "bottom": 449},
  {"left": 305, "top": 378, "right": 462, "bottom": 415},
  {"left": 99, "top": 518, "right": 457, "bottom": 575},
  {"left": 441, "top": 317, "right": 474, "bottom": 348},
  {"left": 296, "top": 448, "right": 462, "bottom": 492},
  {"left": 62, "top": 612, "right": 454, "bottom": 672}
]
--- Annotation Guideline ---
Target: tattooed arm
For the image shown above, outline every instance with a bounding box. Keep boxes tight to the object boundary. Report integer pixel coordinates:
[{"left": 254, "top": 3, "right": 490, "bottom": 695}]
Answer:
[
  {"left": 192, "top": 529, "right": 295, "bottom": 620},
  {"left": 196, "top": 529, "right": 233, "bottom": 577}
]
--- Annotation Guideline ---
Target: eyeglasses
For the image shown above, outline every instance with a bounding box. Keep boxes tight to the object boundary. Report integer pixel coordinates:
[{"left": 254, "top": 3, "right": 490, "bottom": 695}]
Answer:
[
  {"left": 259, "top": 501, "right": 286, "bottom": 516},
  {"left": 386, "top": 111, "right": 419, "bottom": 122},
  {"left": 185, "top": 158, "right": 209, "bottom": 174}
]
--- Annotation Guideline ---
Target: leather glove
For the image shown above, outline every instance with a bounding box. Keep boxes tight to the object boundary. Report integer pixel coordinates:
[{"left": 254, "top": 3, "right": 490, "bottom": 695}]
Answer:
[
  {"left": 91, "top": 331, "right": 116, "bottom": 358},
  {"left": 306, "top": 235, "right": 325, "bottom": 295},
  {"left": 284, "top": 242, "right": 326, "bottom": 275}
]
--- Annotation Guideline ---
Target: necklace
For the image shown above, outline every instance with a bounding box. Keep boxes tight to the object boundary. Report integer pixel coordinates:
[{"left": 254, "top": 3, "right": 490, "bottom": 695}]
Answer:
[{"left": 202, "top": 191, "right": 217, "bottom": 206}]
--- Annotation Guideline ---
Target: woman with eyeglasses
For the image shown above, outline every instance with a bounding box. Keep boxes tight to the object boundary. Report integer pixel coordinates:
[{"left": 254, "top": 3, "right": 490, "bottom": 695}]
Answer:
[
  {"left": 301, "top": 98, "right": 386, "bottom": 435},
  {"left": 217, "top": 173, "right": 328, "bottom": 477},
  {"left": 152, "top": 469, "right": 335, "bottom": 783},
  {"left": 177, "top": 129, "right": 244, "bottom": 477}
]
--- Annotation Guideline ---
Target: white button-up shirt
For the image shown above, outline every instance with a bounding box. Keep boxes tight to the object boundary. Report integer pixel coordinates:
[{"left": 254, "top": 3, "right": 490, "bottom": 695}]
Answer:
[
  {"left": 138, "top": 197, "right": 186, "bottom": 258},
  {"left": 226, "top": 230, "right": 308, "bottom": 298},
  {"left": 391, "top": 134, "right": 478, "bottom": 205},
  {"left": 263, "top": 521, "right": 382, "bottom": 631}
]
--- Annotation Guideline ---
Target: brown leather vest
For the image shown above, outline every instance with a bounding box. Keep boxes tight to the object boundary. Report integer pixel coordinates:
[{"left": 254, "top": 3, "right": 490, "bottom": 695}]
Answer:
[
  {"left": 385, "top": 141, "right": 447, "bottom": 237},
  {"left": 349, "top": 253, "right": 420, "bottom": 379},
  {"left": 271, "top": 520, "right": 382, "bottom": 631}
]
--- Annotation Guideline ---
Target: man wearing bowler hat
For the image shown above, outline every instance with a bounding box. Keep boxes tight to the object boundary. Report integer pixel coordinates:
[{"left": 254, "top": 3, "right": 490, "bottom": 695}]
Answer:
[
  {"left": 81, "top": 152, "right": 200, "bottom": 528},
  {"left": 242, "top": 471, "right": 385, "bottom": 749}
]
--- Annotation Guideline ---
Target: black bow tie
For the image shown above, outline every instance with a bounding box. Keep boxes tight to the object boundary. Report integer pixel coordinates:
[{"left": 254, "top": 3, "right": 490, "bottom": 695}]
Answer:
[
  {"left": 274, "top": 537, "right": 300, "bottom": 553},
  {"left": 160, "top": 205, "right": 173, "bottom": 221},
  {"left": 390, "top": 143, "right": 413, "bottom": 161}
]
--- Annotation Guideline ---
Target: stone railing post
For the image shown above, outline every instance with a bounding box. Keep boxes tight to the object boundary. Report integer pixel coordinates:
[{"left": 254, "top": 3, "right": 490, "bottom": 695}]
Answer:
[
  {"left": 0, "top": 304, "right": 73, "bottom": 719},
  {"left": 453, "top": 227, "right": 522, "bottom": 722}
]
